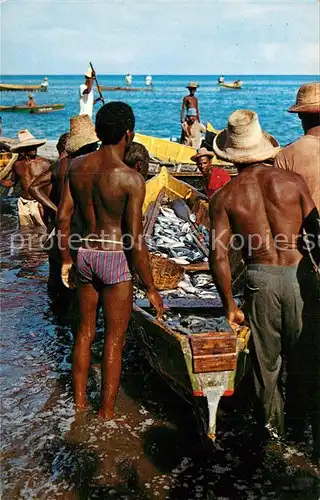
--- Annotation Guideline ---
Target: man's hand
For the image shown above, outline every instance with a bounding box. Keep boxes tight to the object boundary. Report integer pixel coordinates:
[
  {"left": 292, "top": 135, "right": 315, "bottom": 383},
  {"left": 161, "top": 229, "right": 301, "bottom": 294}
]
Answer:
[
  {"left": 226, "top": 306, "right": 245, "bottom": 327},
  {"left": 61, "top": 262, "right": 74, "bottom": 289},
  {"left": 147, "top": 288, "right": 164, "bottom": 319}
]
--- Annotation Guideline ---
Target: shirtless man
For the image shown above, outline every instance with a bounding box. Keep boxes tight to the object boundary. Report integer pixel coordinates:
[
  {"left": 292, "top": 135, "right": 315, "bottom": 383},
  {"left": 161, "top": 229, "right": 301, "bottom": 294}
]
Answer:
[
  {"left": 27, "top": 94, "right": 36, "bottom": 108},
  {"left": 210, "top": 110, "right": 320, "bottom": 458},
  {"left": 10, "top": 129, "right": 50, "bottom": 227},
  {"left": 181, "top": 82, "right": 200, "bottom": 123},
  {"left": 57, "top": 102, "right": 164, "bottom": 419}
]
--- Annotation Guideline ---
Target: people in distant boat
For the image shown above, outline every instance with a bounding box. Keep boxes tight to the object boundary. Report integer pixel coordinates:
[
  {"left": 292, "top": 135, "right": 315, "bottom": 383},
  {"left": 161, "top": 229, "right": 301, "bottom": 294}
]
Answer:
[
  {"left": 57, "top": 102, "right": 163, "bottom": 419},
  {"left": 41, "top": 77, "right": 49, "bottom": 90},
  {"left": 125, "top": 73, "right": 133, "bottom": 86},
  {"left": 145, "top": 74, "right": 152, "bottom": 87},
  {"left": 181, "top": 108, "right": 206, "bottom": 149},
  {"left": 79, "top": 68, "right": 102, "bottom": 120},
  {"left": 27, "top": 94, "right": 37, "bottom": 108},
  {"left": 218, "top": 76, "right": 224, "bottom": 84},
  {"left": 210, "top": 109, "right": 320, "bottom": 461},
  {"left": 124, "top": 142, "right": 150, "bottom": 179},
  {"left": 8, "top": 130, "right": 50, "bottom": 227},
  {"left": 274, "top": 82, "right": 320, "bottom": 213},
  {"left": 190, "top": 147, "right": 231, "bottom": 198},
  {"left": 181, "top": 82, "right": 200, "bottom": 123}
]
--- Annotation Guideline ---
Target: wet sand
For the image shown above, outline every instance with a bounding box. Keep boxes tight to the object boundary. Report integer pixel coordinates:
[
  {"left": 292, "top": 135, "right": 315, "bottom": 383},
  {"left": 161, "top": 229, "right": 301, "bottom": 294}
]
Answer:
[{"left": 1, "top": 198, "right": 319, "bottom": 499}]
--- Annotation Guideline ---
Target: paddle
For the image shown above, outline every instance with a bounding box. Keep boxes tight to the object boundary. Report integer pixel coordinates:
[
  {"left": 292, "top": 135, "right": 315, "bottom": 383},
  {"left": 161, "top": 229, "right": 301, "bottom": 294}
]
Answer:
[{"left": 89, "top": 62, "right": 105, "bottom": 105}]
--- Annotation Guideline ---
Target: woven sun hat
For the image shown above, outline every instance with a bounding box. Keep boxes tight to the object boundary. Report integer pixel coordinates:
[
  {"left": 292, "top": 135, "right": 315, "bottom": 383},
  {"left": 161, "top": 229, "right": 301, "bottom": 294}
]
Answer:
[
  {"left": 190, "top": 147, "right": 215, "bottom": 163},
  {"left": 66, "top": 114, "right": 99, "bottom": 154},
  {"left": 288, "top": 82, "right": 320, "bottom": 113},
  {"left": 85, "top": 67, "right": 93, "bottom": 78},
  {"left": 213, "top": 109, "right": 280, "bottom": 164},
  {"left": 186, "top": 81, "right": 199, "bottom": 89},
  {"left": 10, "top": 129, "right": 46, "bottom": 152},
  {"left": 186, "top": 108, "right": 197, "bottom": 117}
]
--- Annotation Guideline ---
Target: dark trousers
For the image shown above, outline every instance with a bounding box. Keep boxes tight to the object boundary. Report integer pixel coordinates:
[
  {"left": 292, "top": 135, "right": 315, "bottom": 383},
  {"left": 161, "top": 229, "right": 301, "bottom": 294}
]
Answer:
[{"left": 245, "top": 262, "right": 320, "bottom": 447}]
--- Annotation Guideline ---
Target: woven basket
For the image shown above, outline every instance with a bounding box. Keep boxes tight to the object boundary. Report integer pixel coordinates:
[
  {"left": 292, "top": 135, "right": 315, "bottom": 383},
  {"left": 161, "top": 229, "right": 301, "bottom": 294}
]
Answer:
[{"left": 149, "top": 253, "right": 184, "bottom": 290}]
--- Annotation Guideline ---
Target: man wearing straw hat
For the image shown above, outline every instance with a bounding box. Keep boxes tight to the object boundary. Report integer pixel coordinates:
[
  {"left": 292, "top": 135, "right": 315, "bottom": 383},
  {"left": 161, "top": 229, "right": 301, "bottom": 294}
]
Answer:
[
  {"left": 190, "top": 146, "right": 231, "bottom": 198},
  {"left": 274, "top": 82, "right": 320, "bottom": 213},
  {"left": 57, "top": 102, "right": 163, "bottom": 419},
  {"left": 181, "top": 81, "right": 200, "bottom": 123},
  {"left": 10, "top": 129, "right": 50, "bottom": 227},
  {"left": 209, "top": 109, "right": 320, "bottom": 458}
]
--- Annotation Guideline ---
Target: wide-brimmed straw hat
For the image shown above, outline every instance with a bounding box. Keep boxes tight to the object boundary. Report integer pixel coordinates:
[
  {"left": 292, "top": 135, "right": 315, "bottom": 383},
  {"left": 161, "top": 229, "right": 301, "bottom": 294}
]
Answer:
[
  {"left": 66, "top": 114, "right": 99, "bottom": 154},
  {"left": 11, "top": 129, "right": 46, "bottom": 152},
  {"left": 213, "top": 110, "right": 280, "bottom": 164},
  {"left": 190, "top": 147, "right": 215, "bottom": 163},
  {"left": 186, "top": 81, "right": 199, "bottom": 89},
  {"left": 288, "top": 82, "right": 320, "bottom": 113}
]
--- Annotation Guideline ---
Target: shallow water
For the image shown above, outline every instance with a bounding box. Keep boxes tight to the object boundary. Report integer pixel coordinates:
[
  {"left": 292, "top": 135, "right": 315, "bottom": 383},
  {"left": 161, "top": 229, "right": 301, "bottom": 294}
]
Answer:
[
  {"left": 1, "top": 74, "right": 319, "bottom": 146},
  {"left": 1, "top": 200, "right": 319, "bottom": 499}
]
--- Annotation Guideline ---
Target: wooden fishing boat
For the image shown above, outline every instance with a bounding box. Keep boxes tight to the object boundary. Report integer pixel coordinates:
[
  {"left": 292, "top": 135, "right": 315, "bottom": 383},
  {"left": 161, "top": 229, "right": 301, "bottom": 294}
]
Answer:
[
  {"left": 98, "top": 85, "right": 153, "bottom": 92},
  {"left": 132, "top": 167, "right": 249, "bottom": 444},
  {"left": 0, "top": 104, "right": 64, "bottom": 114},
  {"left": 218, "top": 81, "right": 243, "bottom": 90},
  {"left": 0, "top": 152, "right": 18, "bottom": 199},
  {"left": 0, "top": 80, "right": 49, "bottom": 92}
]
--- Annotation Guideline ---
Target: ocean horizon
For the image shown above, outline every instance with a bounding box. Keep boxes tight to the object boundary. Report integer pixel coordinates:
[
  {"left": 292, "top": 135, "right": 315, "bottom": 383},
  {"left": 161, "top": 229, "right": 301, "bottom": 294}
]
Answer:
[{"left": 1, "top": 74, "right": 319, "bottom": 145}]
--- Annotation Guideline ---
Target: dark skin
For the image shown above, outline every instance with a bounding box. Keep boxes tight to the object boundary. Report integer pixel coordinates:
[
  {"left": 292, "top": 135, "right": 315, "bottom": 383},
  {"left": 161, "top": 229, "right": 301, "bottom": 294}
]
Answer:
[
  {"left": 181, "top": 88, "right": 200, "bottom": 122},
  {"left": 27, "top": 97, "right": 36, "bottom": 108},
  {"left": 196, "top": 155, "right": 213, "bottom": 183},
  {"left": 299, "top": 112, "right": 320, "bottom": 135},
  {"left": 57, "top": 134, "right": 164, "bottom": 418},
  {"left": 83, "top": 73, "right": 102, "bottom": 105},
  {"left": 209, "top": 163, "right": 319, "bottom": 326}
]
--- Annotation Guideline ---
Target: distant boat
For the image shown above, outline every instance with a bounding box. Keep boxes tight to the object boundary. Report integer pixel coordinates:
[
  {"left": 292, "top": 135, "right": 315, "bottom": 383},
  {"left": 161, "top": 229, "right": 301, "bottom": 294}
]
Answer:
[
  {"left": 0, "top": 104, "right": 64, "bottom": 114},
  {"left": 0, "top": 78, "right": 49, "bottom": 92},
  {"left": 218, "top": 81, "right": 243, "bottom": 90},
  {"left": 98, "top": 85, "right": 153, "bottom": 92}
]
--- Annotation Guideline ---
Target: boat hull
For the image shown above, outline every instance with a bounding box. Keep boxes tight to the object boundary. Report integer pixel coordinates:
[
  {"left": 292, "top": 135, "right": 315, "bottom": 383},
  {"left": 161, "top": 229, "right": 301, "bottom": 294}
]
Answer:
[
  {"left": 0, "top": 83, "right": 48, "bottom": 92},
  {"left": 0, "top": 104, "right": 64, "bottom": 114},
  {"left": 132, "top": 167, "right": 249, "bottom": 443},
  {"left": 219, "top": 82, "right": 242, "bottom": 90}
]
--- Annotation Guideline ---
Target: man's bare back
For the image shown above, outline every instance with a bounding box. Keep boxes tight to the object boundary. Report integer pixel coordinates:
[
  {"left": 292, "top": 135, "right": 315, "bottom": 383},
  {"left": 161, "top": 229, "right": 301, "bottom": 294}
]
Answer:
[
  {"left": 211, "top": 164, "right": 316, "bottom": 267},
  {"left": 14, "top": 156, "right": 50, "bottom": 199}
]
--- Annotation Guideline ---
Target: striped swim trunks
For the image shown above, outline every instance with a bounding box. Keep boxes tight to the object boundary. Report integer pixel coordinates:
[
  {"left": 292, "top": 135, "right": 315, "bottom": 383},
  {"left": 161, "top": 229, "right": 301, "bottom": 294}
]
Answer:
[{"left": 76, "top": 248, "right": 132, "bottom": 285}]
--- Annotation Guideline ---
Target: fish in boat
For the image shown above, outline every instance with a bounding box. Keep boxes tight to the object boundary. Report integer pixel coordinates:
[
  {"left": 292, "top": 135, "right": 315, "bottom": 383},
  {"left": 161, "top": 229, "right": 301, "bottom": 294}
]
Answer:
[
  {"left": 0, "top": 104, "right": 64, "bottom": 114},
  {"left": 97, "top": 85, "right": 153, "bottom": 92},
  {"left": 132, "top": 167, "right": 250, "bottom": 444},
  {"left": 218, "top": 81, "right": 243, "bottom": 90},
  {"left": 0, "top": 79, "right": 49, "bottom": 92}
]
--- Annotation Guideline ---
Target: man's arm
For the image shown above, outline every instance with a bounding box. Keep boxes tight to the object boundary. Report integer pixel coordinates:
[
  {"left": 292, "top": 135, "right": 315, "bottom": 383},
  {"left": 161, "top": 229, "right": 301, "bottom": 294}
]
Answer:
[
  {"left": 82, "top": 74, "right": 94, "bottom": 95},
  {"left": 209, "top": 192, "right": 244, "bottom": 324},
  {"left": 195, "top": 98, "right": 200, "bottom": 122},
  {"left": 125, "top": 172, "right": 164, "bottom": 318},
  {"left": 29, "top": 168, "right": 57, "bottom": 214},
  {"left": 181, "top": 97, "right": 186, "bottom": 123},
  {"left": 56, "top": 174, "right": 75, "bottom": 288}
]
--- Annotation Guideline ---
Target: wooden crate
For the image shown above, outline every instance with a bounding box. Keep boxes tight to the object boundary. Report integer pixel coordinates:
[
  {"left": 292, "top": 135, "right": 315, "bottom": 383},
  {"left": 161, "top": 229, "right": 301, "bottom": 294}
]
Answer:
[{"left": 189, "top": 331, "right": 237, "bottom": 373}]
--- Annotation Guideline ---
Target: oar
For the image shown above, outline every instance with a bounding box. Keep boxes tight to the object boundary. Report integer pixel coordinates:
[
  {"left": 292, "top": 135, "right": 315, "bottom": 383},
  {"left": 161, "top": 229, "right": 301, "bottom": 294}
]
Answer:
[{"left": 89, "top": 62, "right": 105, "bottom": 105}]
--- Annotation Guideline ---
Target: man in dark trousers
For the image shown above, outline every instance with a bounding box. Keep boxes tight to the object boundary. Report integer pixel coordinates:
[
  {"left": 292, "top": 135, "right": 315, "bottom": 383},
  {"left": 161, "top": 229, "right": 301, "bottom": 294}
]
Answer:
[
  {"left": 209, "top": 109, "right": 320, "bottom": 461},
  {"left": 57, "top": 102, "right": 163, "bottom": 419}
]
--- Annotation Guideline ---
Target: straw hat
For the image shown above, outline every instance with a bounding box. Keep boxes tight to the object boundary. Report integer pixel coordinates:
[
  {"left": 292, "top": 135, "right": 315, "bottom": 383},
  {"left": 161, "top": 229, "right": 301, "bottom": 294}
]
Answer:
[
  {"left": 190, "top": 147, "right": 215, "bottom": 163},
  {"left": 186, "top": 82, "right": 199, "bottom": 89},
  {"left": 66, "top": 114, "right": 99, "bottom": 154},
  {"left": 213, "top": 110, "right": 280, "bottom": 164},
  {"left": 11, "top": 129, "right": 46, "bottom": 152},
  {"left": 288, "top": 82, "right": 320, "bottom": 113}
]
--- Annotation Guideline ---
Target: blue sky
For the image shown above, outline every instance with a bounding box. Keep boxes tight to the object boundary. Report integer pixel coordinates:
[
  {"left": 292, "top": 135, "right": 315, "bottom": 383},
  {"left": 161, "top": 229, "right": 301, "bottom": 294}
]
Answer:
[{"left": 1, "top": 0, "right": 319, "bottom": 74}]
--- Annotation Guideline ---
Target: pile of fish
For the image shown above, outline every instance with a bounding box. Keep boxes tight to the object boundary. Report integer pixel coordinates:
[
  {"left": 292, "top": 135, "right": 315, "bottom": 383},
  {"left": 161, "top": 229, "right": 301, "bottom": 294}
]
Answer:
[
  {"left": 163, "top": 313, "right": 233, "bottom": 335},
  {"left": 146, "top": 205, "right": 209, "bottom": 265}
]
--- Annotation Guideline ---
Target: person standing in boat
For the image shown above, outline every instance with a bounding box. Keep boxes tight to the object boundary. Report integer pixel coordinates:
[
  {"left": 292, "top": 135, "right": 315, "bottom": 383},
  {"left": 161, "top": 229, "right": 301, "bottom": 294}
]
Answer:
[
  {"left": 181, "top": 82, "right": 200, "bottom": 123},
  {"left": 57, "top": 101, "right": 163, "bottom": 418},
  {"left": 79, "top": 68, "right": 102, "bottom": 120},
  {"left": 27, "top": 94, "right": 37, "bottom": 108},
  {"left": 209, "top": 109, "right": 320, "bottom": 462},
  {"left": 9, "top": 130, "right": 50, "bottom": 227},
  {"left": 125, "top": 73, "right": 133, "bottom": 86},
  {"left": 145, "top": 74, "right": 152, "bottom": 87},
  {"left": 40, "top": 77, "right": 49, "bottom": 90},
  {"left": 181, "top": 108, "right": 206, "bottom": 149},
  {"left": 190, "top": 147, "right": 231, "bottom": 198}
]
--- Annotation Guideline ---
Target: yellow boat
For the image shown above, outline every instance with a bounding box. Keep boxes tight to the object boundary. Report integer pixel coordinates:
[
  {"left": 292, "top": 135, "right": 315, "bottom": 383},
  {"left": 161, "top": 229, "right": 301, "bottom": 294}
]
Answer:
[
  {"left": 219, "top": 81, "right": 243, "bottom": 90},
  {"left": 133, "top": 167, "right": 249, "bottom": 443}
]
